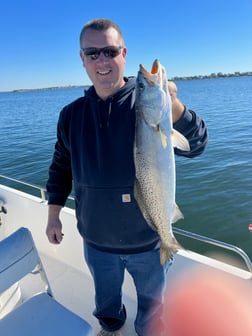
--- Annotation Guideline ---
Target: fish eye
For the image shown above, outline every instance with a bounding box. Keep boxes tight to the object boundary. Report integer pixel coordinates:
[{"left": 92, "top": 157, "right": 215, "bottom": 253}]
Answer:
[{"left": 138, "top": 82, "right": 145, "bottom": 90}]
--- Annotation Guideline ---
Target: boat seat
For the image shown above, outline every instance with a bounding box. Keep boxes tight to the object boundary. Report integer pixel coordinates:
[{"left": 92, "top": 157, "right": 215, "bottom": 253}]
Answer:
[{"left": 0, "top": 227, "right": 93, "bottom": 336}]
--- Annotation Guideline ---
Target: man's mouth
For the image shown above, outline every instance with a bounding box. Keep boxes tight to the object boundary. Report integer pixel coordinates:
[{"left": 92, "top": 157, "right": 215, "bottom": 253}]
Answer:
[{"left": 97, "top": 70, "right": 111, "bottom": 76}]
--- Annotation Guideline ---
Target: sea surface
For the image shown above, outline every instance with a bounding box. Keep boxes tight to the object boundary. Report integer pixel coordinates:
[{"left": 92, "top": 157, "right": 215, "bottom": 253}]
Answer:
[{"left": 0, "top": 77, "right": 252, "bottom": 265}]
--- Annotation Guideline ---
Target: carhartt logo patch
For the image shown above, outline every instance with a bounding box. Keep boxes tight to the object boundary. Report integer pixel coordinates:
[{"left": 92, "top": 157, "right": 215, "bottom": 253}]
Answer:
[{"left": 122, "top": 194, "right": 131, "bottom": 203}]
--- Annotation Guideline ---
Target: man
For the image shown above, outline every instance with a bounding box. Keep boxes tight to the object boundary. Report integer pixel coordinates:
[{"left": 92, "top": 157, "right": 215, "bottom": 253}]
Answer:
[{"left": 46, "top": 18, "right": 208, "bottom": 336}]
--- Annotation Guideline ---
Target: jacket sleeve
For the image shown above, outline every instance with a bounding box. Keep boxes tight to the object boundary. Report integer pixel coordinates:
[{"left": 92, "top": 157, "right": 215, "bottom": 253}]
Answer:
[
  {"left": 46, "top": 107, "right": 73, "bottom": 205},
  {"left": 173, "top": 106, "right": 208, "bottom": 158}
]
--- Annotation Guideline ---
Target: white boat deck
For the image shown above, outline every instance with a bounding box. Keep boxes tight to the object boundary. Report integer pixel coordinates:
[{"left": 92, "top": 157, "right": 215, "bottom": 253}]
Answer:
[
  {"left": 19, "top": 252, "right": 139, "bottom": 335},
  {"left": 17, "top": 249, "right": 252, "bottom": 335}
]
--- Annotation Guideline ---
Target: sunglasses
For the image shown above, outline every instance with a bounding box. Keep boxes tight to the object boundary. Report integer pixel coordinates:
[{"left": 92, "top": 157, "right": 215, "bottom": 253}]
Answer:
[{"left": 81, "top": 46, "right": 123, "bottom": 60}]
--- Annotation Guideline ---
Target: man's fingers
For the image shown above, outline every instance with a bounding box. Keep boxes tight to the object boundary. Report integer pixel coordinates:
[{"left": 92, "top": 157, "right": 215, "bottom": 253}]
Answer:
[{"left": 47, "top": 228, "right": 64, "bottom": 244}]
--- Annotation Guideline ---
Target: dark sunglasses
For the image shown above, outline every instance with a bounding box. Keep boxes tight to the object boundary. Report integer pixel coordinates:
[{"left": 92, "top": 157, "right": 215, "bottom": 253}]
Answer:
[{"left": 81, "top": 46, "right": 123, "bottom": 60}]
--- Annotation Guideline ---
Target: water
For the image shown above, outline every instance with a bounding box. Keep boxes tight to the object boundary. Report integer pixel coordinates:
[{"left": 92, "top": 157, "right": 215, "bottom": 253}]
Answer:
[{"left": 0, "top": 78, "right": 252, "bottom": 262}]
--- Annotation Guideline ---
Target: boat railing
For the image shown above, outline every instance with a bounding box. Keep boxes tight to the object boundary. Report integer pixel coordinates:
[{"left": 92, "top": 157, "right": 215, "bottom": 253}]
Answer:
[
  {"left": 173, "top": 227, "right": 252, "bottom": 273},
  {"left": 0, "top": 175, "right": 75, "bottom": 203},
  {"left": 0, "top": 174, "right": 47, "bottom": 201}
]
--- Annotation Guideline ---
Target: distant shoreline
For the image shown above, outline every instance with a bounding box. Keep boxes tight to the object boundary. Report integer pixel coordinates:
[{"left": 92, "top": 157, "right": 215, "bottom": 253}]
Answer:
[
  {"left": 171, "top": 71, "right": 252, "bottom": 81},
  {"left": 11, "top": 85, "right": 90, "bottom": 93},
  {"left": 3, "top": 71, "right": 252, "bottom": 93}
]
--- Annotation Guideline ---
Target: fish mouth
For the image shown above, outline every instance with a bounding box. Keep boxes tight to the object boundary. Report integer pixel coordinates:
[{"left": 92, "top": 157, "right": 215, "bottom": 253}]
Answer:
[
  {"left": 140, "top": 59, "right": 160, "bottom": 75},
  {"left": 139, "top": 59, "right": 161, "bottom": 86},
  {"left": 151, "top": 59, "right": 160, "bottom": 74}
]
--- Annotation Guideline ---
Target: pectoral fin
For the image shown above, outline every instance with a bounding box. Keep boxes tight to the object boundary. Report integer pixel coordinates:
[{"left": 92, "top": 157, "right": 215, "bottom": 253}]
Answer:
[{"left": 171, "top": 129, "right": 190, "bottom": 151}]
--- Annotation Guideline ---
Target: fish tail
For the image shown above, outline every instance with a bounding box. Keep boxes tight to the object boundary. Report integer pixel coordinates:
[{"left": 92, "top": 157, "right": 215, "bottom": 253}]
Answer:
[{"left": 160, "top": 237, "right": 183, "bottom": 265}]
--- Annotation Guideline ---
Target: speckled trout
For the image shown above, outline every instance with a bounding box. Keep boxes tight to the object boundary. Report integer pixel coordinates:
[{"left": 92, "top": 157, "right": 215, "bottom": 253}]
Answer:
[{"left": 134, "top": 59, "right": 190, "bottom": 265}]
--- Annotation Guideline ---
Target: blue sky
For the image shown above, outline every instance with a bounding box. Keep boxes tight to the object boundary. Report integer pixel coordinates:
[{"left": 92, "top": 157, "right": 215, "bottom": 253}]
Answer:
[{"left": 1, "top": 0, "right": 251, "bottom": 91}]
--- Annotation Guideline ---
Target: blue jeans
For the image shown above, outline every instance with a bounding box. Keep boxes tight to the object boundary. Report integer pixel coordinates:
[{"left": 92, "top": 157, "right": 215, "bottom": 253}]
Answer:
[{"left": 84, "top": 243, "right": 172, "bottom": 336}]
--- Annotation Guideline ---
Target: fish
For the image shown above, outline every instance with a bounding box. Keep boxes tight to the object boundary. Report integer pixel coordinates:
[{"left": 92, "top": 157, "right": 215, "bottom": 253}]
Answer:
[{"left": 134, "top": 59, "right": 190, "bottom": 265}]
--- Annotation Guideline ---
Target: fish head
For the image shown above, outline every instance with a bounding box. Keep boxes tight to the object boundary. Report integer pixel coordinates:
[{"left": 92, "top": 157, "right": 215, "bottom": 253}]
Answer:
[{"left": 135, "top": 59, "right": 171, "bottom": 128}]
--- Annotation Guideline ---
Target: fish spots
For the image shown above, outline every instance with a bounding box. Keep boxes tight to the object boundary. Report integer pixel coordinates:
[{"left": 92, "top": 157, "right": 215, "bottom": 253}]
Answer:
[{"left": 134, "top": 59, "right": 185, "bottom": 264}]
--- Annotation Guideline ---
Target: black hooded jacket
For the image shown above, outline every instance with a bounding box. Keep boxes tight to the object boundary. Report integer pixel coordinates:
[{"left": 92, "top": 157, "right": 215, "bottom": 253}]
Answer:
[{"left": 46, "top": 77, "right": 208, "bottom": 253}]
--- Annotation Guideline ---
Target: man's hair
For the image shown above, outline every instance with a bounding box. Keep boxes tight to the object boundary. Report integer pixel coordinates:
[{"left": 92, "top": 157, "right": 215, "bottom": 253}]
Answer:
[{"left": 80, "top": 18, "right": 124, "bottom": 45}]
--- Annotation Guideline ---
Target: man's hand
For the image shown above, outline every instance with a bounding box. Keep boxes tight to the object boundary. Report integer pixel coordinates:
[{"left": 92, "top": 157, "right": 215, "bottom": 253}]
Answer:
[
  {"left": 168, "top": 81, "right": 178, "bottom": 104},
  {"left": 46, "top": 205, "right": 64, "bottom": 244},
  {"left": 168, "top": 81, "right": 185, "bottom": 123}
]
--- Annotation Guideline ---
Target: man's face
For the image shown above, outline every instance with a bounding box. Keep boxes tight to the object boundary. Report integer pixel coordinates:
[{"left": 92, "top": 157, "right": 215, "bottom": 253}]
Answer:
[{"left": 80, "top": 27, "right": 127, "bottom": 99}]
